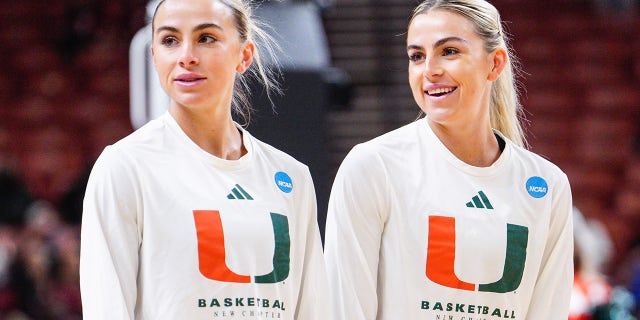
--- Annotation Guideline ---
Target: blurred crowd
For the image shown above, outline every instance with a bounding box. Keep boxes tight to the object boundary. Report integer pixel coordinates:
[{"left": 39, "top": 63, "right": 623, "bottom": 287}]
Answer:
[
  {"left": 0, "top": 0, "right": 142, "bottom": 317},
  {"left": 0, "top": 122, "right": 131, "bottom": 319},
  {"left": 0, "top": 170, "right": 83, "bottom": 319},
  {"left": 569, "top": 140, "right": 640, "bottom": 320}
]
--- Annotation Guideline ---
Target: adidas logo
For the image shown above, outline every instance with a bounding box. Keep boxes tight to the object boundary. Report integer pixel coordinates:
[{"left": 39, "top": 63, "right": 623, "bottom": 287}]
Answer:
[
  {"left": 465, "top": 191, "right": 493, "bottom": 209},
  {"left": 227, "top": 184, "right": 254, "bottom": 200}
]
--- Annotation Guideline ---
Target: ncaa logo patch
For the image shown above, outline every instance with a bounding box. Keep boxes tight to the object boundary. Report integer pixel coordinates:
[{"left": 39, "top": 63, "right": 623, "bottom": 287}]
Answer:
[
  {"left": 274, "top": 171, "right": 293, "bottom": 193},
  {"left": 526, "top": 176, "right": 548, "bottom": 198}
]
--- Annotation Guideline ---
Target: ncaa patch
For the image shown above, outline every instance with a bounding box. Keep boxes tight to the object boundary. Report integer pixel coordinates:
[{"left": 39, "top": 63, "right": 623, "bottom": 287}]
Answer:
[
  {"left": 526, "top": 176, "right": 548, "bottom": 198},
  {"left": 274, "top": 171, "right": 293, "bottom": 193}
]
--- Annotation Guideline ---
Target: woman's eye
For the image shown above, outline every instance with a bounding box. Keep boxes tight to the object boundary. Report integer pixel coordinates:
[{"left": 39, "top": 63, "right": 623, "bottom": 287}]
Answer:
[
  {"left": 443, "top": 47, "right": 459, "bottom": 56},
  {"left": 161, "top": 36, "right": 179, "bottom": 47},
  {"left": 199, "top": 34, "right": 217, "bottom": 44},
  {"left": 409, "top": 52, "right": 425, "bottom": 62}
]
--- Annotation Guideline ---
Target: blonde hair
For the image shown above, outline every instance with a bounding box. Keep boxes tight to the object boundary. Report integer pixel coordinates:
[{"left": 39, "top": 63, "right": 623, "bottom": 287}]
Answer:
[
  {"left": 152, "top": 0, "right": 282, "bottom": 126},
  {"left": 410, "top": 0, "right": 526, "bottom": 147}
]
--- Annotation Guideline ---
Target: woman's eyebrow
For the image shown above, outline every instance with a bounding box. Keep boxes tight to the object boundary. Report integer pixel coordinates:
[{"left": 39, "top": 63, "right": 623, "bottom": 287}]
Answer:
[
  {"left": 433, "top": 36, "right": 467, "bottom": 48},
  {"left": 407, "top": 36, "right": 468, "bottom": 51},
  {"left": 192, "top": 23, "right": 223, "bottom": 32},
  {"left": 155, "top": 23, "right": 223, "bottom": 35}
]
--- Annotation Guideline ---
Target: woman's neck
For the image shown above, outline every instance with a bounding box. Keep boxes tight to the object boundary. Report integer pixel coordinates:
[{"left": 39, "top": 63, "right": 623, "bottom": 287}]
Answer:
[
  {"left": 169, "top": 105, "right": 246, "bottom": 160},
  {"left": 428, "top": 120, "right": 502, "bottom": 167}
]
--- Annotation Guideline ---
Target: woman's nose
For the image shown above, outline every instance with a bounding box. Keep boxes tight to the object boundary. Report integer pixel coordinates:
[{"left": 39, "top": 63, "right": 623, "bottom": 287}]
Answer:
[
  {"left": 178, "top": 44, "right": 199, "bottom": 67},
  {"left": 423, "top": 58, "right": 443, "bottom": 80}
]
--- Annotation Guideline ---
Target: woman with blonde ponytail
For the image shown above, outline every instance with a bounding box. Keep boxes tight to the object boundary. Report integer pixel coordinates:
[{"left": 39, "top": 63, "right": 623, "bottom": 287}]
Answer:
[
  {"left": 324, "top": 0, "right": 573, "bottom": 318},
  {"left": 80, "top": 0, "right": 329, "bottom": 319}
]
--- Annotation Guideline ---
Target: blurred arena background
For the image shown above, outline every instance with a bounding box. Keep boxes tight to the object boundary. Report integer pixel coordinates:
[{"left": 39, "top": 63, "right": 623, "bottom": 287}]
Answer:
[{"left": 0, "top": 0, "right": 638, "bottom": 319}]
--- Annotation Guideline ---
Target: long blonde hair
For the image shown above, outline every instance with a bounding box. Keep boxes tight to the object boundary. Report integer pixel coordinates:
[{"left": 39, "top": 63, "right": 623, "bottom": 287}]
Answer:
[
  {"left": 410, "top": 0, "right": 527, "bottom": 147},
  {"left": 152, "top": 0, "right": 282, "bottom": 126}
]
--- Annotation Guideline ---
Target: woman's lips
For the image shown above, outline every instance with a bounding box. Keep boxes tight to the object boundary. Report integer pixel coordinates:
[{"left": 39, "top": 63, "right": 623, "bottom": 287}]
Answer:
[
  {"left": 425, "top": 86, "right": 457, "bottom": 97},
  {"left": 174, "top": 74, "right": 207, "bottom": 87}
]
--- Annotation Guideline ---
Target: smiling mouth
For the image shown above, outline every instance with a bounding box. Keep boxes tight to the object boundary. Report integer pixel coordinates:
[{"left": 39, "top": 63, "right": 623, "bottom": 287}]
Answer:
[{"left": 426, "top": 87, "right": 457, "bottom": 97}]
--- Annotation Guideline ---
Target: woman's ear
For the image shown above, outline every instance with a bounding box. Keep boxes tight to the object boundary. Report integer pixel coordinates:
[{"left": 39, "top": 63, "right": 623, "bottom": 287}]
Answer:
[
  {"left": 488, "top": 47, "right": 507, "bottom": 81},
  {"left": 236, "top": 41, "right": 255, "bottom": 74}
]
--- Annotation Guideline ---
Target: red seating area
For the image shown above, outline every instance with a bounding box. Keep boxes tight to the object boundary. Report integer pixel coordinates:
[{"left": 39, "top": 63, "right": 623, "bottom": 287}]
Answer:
[
  {"left": 0, "top": 2, "right": 145, "bottom": 317},
  {"left": 0, "top": 1, "right": 145, "bottom": 203}
]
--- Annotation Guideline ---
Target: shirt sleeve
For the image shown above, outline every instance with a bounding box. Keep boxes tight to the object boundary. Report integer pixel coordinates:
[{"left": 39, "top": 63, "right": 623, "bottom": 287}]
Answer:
[
  {"left": 324, "top": 145, "right": 388, "bottom": 320},
  {"left": 80, "top": 146, "right": 142, "bottom": 319},
  {"left": 526, "top": 173, "right": 574, "bottom": 319},
  {"left": 294, "top": 167, "right": 332, "bottom": 319}
]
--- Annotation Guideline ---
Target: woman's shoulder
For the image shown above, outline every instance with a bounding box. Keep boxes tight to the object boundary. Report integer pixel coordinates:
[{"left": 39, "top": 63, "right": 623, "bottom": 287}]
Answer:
[
  {"left": 94, "top": 117, "right": 169, "bottom": 167},
  {"left": 115, "top": 116, "right": 168, "bottom": 148},
  {"left": 247, "top": 132, "right": 310, "bottom": 173},
  {"left": 337, "top": 121, "right": 424, "bottom": 174},
  {"left": 508, "top": 141, "right": 569, "bottom": 183},
  {"left": 372, "top": 120, "right": 423, "bottom": 143},
  {"left": 354, "top": 120, "right": 423, "bottom": 153}
]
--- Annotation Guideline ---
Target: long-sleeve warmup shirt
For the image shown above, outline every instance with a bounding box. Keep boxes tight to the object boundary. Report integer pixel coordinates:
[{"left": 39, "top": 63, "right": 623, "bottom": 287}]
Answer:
[
  {"left": 324, "top": 118, "right": 573, "bottom": 319},
  {"left": 80, "top": 112, "right": 329, "bottom": 319}
]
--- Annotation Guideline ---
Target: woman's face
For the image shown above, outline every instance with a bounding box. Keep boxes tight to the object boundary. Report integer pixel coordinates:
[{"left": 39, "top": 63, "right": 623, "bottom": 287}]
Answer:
[
  {"left": 407, "top": 9, "right": 504, "bottom": 127},
  {"left": 151, "top": 0, "right": 253, "bottom": 111}
]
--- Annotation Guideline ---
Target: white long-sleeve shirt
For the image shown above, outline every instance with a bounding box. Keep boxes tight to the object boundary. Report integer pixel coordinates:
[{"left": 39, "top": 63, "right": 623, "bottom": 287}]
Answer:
[
  {"left": 80, "top": 112, "right": 329, "bottom": 319},
  {"left": 324, "top": 118, "right": 573, "bottom": 319}
]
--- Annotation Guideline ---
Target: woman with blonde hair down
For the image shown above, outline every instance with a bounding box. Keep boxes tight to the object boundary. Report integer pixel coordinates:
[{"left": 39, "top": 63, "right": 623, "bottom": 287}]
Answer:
[
  {"left": 80, "top": 0, "right": 329, "bottom": 319},
  {"left": 324, "top": 0, "right": 573, "bottom": 318}
]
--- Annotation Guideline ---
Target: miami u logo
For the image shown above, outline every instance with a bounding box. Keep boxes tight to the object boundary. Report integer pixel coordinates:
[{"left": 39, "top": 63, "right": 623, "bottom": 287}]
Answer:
[
  {"left": 426, "top": 216, "right": 528, "bottom": 293},
  {"left": 193, "top": 210, "right": 290, "bottom": 283}
]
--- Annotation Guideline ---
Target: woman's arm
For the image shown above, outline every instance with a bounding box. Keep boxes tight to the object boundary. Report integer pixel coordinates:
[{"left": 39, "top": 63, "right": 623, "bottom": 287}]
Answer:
[
  {"left": 294, "top": 168, "right": 331, "bottom": 319},
  {"left": 526, "top": 174, "right": 574, "bottom": 319},
  {"left": 80, "top": 147, "right": 142, "bottom": 320},
  {"left": 324, "top": 145, "right": 388, "bottom": 320}
]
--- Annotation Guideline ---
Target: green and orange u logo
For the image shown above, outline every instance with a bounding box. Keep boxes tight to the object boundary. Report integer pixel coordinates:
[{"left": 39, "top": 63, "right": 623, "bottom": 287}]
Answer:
[
  {"left": 193, "top": 210, "right": 290, "bottom": 283},
  {"left": 426, "top": 216, "right": 528, "bottom": 293}
]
